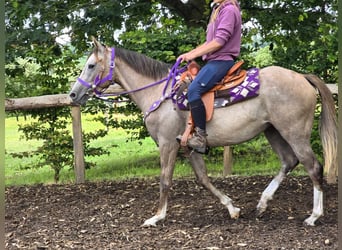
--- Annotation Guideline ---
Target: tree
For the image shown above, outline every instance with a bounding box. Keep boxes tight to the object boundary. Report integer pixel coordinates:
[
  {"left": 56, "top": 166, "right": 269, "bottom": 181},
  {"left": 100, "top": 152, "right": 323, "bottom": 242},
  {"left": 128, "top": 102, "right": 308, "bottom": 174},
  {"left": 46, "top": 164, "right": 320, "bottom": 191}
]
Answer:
[{"left": 6, "top": 0, "right": 337, "bottom": 81}]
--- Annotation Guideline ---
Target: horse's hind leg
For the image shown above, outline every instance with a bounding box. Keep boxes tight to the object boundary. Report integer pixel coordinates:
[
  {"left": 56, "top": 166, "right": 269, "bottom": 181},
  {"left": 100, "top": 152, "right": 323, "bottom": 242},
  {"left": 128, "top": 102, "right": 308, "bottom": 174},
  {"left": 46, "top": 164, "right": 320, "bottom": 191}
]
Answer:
[
  {"left": 256, "top": 127, "right": 299, "bottom": 216},
  {"left": 189, "top": 152, "right": 241, "bottom": 219},
  {"left": 291, "top": 143, "right": 323, "bottom": 226},
  {"left": 266, "top": 126, "right": 324, "bottom": 226}
]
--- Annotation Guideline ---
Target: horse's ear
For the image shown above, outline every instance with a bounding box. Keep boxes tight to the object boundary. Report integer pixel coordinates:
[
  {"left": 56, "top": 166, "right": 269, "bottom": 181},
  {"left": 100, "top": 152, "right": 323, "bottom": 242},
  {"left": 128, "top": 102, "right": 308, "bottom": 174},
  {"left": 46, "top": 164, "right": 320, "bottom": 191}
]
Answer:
[
  {"left": 91, "top": 36, "right": 105, "bottom": 56},
  {"left": 91, "top": 36, "right": 102, "bottom": 49}
]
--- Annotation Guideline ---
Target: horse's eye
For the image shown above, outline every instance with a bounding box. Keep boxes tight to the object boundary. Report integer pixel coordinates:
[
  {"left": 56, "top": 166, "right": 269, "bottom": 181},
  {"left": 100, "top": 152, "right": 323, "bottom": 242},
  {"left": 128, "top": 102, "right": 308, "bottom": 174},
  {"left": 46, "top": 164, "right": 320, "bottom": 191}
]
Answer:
[{"left": 88, "top": 64, "right": 95, "bottom": 69}]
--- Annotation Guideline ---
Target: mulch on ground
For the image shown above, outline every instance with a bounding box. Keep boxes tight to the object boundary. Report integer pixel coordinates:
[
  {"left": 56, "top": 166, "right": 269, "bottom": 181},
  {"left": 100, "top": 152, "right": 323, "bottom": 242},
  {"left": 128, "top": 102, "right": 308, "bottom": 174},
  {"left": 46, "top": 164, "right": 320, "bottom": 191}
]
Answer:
[{"left": 6, "top": 176, "right": 337, "bottom": 249}]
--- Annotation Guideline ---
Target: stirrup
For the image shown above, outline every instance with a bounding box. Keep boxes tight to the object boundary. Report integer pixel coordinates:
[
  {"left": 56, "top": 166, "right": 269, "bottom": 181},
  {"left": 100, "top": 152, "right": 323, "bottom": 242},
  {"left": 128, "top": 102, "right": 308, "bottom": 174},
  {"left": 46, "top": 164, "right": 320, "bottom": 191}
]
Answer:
[
  {"left": 189, "top": 145, "right": 210, "bottom": 154},
  {"left": 176, "top": 136, "right": 210, "bottom": 154}
]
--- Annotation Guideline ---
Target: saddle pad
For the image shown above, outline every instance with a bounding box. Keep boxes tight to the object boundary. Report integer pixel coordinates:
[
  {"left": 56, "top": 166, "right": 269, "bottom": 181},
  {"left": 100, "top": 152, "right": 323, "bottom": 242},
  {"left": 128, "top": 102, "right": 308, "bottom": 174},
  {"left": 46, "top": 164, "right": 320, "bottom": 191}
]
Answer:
[{"left": 214, "top": 68, "right": 260, "bottom": 108}]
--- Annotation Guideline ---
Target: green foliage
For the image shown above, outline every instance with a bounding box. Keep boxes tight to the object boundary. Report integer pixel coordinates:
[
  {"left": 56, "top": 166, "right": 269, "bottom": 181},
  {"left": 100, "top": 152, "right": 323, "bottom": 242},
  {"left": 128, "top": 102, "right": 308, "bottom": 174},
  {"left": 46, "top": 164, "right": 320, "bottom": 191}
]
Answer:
[
  {"left": 244, "top": 45, "right": 274, "bottom": 68},
  {"left": 310, "top": 106, "right": 323, "bottom": 163},
  {"left": 119, "top": 4, "right": 205, "bottom": 63},
  {"left": 10, "top": 110, "right": 111, "bottom": 183},
  {"left": 12, "top": 116, "right": 74, "bottom": 183},
  {"left": 247, "top": 0, "right": 337, "bottom": 82},
  {"left": 5, "top": 57, "right": 41, "bottom": 99}
]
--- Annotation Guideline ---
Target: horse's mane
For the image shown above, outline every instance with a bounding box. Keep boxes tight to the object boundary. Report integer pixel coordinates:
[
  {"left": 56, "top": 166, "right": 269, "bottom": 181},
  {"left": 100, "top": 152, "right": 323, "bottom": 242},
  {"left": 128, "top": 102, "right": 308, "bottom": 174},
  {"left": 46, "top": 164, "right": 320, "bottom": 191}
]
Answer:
[{"left": 115, "top": 48, "right": 170, "bottom": 80}]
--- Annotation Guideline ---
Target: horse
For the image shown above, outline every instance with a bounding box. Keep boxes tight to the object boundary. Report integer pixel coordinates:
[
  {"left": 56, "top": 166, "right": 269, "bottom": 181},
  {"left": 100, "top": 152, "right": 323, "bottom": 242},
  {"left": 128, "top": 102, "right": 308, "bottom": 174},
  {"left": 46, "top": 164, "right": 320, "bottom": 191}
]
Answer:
[{"left": 69, "top": 38, "right": 337, "bottom": 227}]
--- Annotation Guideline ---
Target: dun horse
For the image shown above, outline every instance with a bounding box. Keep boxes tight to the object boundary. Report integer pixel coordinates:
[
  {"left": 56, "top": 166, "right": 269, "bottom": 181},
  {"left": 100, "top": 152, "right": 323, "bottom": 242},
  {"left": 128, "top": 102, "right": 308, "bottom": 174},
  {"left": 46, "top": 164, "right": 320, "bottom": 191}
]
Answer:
[{"left": 69, "top": 39, "right": 337, "bottom": 227}]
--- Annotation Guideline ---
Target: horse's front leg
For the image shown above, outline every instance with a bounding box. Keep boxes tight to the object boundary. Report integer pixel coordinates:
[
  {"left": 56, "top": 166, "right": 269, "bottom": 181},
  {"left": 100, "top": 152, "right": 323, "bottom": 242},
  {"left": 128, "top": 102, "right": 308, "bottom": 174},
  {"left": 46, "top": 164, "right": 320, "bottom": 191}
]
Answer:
[{"left": 142, "top": 142, "right": 179, "bottom": 227}]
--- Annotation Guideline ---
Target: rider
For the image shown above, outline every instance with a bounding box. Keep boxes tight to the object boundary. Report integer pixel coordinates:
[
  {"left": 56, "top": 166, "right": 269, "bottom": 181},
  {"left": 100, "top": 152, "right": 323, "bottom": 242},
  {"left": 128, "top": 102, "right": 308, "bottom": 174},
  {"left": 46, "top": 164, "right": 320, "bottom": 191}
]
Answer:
[{"left": 177, "top": 0, "right": 242, "bottom": 153}]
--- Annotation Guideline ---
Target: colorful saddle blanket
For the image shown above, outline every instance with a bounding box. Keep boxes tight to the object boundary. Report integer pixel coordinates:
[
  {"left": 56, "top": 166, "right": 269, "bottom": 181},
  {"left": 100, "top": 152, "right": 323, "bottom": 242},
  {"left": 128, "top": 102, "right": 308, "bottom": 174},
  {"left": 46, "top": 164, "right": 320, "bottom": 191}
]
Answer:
[
  {"left": 214, "top": 68, "right": 260, "bottom": 108},
  {"left": 173, "top": 67, "right": 260, "bottom": 111}
]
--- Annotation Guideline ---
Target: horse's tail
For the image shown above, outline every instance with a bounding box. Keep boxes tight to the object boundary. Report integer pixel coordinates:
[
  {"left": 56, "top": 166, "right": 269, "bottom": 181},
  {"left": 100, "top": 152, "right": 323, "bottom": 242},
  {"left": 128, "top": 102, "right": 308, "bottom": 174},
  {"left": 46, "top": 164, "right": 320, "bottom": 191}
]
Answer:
[{"left": 304, "top": 74, "right": 338, "bottom": 183}]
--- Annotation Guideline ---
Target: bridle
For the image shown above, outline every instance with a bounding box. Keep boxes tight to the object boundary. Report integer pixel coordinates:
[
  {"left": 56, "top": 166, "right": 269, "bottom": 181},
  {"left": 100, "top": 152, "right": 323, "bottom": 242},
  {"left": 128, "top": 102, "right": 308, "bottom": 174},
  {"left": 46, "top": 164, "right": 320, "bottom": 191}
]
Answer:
[
  {"left": 77, "top": 48, "right": 116, "bottom": 96},
  {"left": 77, "top": 47, "right": 189, "bottom": 117}
]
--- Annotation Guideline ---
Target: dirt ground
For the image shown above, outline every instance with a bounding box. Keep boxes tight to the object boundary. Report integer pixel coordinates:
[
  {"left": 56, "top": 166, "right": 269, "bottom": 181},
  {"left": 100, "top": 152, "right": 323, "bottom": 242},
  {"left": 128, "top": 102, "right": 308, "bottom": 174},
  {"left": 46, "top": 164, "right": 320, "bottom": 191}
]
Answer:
[{"left": 5, "top": 176, "right": 337, "bottom": 249}]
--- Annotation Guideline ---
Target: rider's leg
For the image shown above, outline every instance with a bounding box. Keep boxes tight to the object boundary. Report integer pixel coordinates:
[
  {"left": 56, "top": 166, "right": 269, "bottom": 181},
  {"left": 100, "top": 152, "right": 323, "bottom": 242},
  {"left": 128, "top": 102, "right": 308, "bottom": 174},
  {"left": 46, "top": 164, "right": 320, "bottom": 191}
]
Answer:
[
  {"left": 186, "top": 60, "right": 235, "bottom": 153},
  {"left": 187, "top": 99, "right": 207, "bottom": 153}
]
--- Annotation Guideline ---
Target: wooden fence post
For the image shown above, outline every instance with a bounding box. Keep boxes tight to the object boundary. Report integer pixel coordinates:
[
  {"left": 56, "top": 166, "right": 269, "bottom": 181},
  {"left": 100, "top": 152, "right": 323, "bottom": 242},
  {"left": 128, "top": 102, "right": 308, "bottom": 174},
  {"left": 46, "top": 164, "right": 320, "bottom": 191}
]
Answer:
[
  {"left": 71, "top": 106, "right": 85, "bottom": 183},
  {"left": 223, "top": 146, "right": 233, "bottom": 176}
]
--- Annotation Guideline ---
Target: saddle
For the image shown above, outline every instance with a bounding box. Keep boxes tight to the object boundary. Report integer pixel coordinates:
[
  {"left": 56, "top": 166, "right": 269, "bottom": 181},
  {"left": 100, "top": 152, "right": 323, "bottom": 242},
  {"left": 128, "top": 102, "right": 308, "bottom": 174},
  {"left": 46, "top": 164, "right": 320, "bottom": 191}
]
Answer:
[{"left": 178, "top": 61, "right": 247, "bottom": 147}]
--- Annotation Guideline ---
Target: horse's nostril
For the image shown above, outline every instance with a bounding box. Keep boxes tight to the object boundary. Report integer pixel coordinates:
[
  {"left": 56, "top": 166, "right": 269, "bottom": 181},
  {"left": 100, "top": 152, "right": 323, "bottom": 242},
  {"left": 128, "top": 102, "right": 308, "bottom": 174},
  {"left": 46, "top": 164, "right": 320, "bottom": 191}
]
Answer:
[{"left": 69, "top": 92, "right": 77, "bottom": 99}]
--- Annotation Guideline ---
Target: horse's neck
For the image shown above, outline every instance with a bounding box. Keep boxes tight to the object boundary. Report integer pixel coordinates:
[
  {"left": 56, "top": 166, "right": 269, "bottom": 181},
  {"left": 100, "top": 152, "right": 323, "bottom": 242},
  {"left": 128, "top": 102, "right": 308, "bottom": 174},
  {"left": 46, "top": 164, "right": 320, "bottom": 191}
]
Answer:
[{"left": 115, "top": 62, "right": 168, "bottom": 113}]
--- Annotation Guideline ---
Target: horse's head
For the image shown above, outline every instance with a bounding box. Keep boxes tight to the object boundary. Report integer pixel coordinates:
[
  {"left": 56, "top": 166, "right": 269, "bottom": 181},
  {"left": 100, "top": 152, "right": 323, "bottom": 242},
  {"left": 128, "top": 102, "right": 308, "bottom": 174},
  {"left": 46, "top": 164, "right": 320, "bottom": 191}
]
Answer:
[{"left": 69, "top": 37, "right": 115, "bottom": 105}]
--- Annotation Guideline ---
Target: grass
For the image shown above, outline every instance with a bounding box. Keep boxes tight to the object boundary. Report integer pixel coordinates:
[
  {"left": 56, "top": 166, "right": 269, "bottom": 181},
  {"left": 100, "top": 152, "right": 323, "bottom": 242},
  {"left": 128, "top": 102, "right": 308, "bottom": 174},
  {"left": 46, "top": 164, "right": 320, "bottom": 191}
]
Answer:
[{"left": 5, "top": 115, "right": 307, "bottom": 186}]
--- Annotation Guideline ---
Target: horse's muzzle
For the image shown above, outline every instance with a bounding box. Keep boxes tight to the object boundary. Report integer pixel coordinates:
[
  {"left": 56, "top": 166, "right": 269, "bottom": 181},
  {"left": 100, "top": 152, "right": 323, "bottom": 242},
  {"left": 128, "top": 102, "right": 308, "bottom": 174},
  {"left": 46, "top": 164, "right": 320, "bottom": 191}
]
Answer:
[{"left": 69, "top": 91, "right": 90, "bottom": 105}]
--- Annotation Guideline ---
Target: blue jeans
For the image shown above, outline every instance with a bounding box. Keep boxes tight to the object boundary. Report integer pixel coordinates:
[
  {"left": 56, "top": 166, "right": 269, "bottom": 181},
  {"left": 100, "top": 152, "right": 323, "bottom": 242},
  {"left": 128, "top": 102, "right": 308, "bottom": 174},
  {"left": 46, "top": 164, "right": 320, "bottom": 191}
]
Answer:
[{"left": 187, "top": 60, "right": 235, "bottom": 103}]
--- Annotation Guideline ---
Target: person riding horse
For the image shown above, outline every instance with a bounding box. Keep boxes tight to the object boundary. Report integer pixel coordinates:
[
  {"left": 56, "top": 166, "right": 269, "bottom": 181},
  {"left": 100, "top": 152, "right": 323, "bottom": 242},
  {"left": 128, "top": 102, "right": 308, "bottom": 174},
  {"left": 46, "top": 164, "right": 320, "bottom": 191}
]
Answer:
[{"left": 177, "top": 0, "right": 242, "bottom": 153}]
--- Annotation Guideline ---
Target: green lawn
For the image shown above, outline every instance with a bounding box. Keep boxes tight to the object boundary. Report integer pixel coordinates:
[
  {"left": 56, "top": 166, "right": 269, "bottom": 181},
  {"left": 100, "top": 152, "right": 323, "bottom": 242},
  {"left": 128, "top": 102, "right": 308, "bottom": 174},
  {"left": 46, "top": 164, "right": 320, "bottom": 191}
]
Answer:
[
  {"left": 5, "top": 115, "right": 193, "bottom": 185},
  {"left": 5, "top": 115, "right": 307, "bottom": 186}
]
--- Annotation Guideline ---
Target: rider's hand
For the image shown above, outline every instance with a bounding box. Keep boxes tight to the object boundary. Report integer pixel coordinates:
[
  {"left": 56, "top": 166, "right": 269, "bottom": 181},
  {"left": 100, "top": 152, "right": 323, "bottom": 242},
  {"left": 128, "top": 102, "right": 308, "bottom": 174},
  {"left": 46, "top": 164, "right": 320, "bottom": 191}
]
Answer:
[{"left": 177, "top": 52, "right": 193, "bottom": 63}]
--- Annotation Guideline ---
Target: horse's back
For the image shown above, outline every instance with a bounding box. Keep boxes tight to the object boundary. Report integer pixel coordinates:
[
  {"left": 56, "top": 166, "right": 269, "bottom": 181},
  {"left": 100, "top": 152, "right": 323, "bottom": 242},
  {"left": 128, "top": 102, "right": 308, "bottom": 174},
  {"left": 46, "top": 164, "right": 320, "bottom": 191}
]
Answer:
[
  {"left": 259, "top": 66, "right": 316, "bottom": 95},
  {"left": 258, "top": 66, "right": 317, "bottom": 132},
  {"left": 259, "top": 66, "right": 317, "bottom": 110}
]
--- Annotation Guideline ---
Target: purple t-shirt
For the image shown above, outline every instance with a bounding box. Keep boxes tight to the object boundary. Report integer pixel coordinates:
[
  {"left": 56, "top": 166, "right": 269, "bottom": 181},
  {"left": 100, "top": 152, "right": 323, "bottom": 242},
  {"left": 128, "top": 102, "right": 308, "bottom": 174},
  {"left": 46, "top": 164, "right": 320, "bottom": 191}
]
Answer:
[{"left": 203, "top": 2, "right": 242, "bottom": 61}]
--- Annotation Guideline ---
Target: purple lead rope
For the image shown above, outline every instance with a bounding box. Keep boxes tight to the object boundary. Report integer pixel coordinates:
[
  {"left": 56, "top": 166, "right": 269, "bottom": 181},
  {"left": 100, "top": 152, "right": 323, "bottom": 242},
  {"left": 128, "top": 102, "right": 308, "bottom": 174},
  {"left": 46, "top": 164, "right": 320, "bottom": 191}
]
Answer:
[
  {"left": 100, "top": 58, "right": 187, "bottom": 98},
  {"left": 78, "top": 48, "right": 189, "bottom": 117},
  {"left": 142, "top": 58, "right": 189, "bottom": 119}
]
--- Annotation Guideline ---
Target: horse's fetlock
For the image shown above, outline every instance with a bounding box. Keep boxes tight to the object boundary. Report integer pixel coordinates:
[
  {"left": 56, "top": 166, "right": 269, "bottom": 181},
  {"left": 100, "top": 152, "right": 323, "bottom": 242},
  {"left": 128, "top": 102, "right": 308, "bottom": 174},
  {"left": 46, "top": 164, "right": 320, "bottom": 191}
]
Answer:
[{"left": 256, "top": 199, "right": 268, "bottom": 213}]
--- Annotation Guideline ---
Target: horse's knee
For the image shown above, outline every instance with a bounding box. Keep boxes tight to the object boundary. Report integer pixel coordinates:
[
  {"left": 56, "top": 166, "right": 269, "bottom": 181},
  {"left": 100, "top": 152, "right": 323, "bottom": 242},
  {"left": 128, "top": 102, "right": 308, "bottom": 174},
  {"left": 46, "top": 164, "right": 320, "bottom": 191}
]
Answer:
[
  {"left": 159, "top": 166, "right": 175, "bottom": 193},
  {"left": 160, "top": 181, "right": 171, "bottom": 192}
]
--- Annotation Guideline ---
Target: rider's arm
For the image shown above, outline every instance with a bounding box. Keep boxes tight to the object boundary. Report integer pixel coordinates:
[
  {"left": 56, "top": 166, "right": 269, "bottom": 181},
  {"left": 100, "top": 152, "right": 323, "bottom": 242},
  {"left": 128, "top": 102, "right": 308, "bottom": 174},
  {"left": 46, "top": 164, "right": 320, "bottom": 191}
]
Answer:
[{"left": 178, "top": 40, "right": 223, "bottom": 62}]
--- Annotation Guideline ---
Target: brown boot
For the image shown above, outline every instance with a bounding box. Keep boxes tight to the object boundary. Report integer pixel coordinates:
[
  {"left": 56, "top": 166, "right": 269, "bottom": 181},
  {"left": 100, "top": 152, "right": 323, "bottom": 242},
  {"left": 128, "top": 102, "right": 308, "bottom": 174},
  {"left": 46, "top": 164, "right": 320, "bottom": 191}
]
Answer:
[{"left": 187, "top": 127, "right": 208, "bottom": 154}]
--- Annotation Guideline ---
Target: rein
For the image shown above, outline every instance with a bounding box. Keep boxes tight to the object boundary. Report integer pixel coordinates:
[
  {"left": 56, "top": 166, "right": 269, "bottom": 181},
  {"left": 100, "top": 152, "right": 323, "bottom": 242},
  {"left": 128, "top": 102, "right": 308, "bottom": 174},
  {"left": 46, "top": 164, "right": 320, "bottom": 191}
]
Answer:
[{"left": 78, "top": 47, "right": 189, "bottom": 117}]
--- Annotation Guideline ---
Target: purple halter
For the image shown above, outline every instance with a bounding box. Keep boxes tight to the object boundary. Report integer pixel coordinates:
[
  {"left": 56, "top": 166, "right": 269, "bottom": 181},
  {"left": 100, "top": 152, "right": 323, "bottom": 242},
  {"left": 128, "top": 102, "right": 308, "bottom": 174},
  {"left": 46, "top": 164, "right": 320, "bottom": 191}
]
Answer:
[
  {"left": 77, "top": 48, "right": 116, "bottom": 95},
  {"left": 78, "top": 47, "right": 189, "bottom": 118}
]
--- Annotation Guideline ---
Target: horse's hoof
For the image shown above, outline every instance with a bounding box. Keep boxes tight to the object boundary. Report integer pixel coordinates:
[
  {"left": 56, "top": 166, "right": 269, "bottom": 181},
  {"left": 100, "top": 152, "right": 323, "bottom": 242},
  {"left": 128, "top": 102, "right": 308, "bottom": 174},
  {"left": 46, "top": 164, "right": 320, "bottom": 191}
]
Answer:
[
  {"left": 230, "top": 207, "right": 241, "bottom": 219},
  {"left": 303, "top": 218, "right": 316, "bottom": 227},
  {"left": 256, "top": 207, "right": 266, "bottom": 218},
  {"left": 142, "top": 215, "right": 161, "bottom": 227},
  {"left": 142, "top": 220, "right": 157, "bottom": 227}
]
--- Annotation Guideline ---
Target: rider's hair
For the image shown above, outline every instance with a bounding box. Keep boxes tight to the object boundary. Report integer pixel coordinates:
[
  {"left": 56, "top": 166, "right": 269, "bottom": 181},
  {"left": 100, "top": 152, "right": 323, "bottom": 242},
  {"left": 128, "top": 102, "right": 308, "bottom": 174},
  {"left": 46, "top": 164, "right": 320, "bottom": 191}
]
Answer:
[{"left": 209, "top": 0, "right": 239, "bottom": 23}]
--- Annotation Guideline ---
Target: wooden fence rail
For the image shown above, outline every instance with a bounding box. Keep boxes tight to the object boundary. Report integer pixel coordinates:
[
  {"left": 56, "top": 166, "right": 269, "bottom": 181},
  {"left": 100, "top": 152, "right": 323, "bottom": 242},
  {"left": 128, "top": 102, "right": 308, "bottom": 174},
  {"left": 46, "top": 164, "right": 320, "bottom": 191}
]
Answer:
[{"left": 5, "top": 84, "right": 338, "bottom": 183}]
